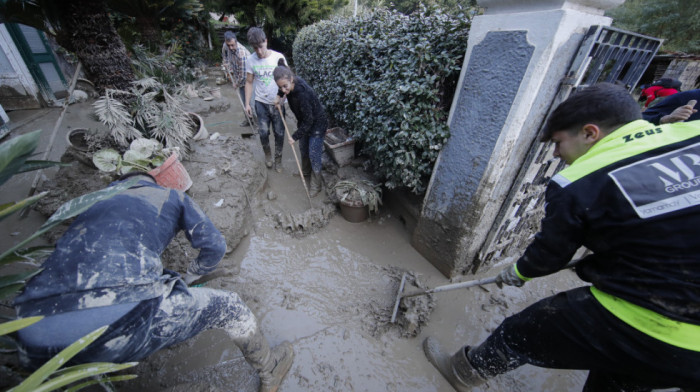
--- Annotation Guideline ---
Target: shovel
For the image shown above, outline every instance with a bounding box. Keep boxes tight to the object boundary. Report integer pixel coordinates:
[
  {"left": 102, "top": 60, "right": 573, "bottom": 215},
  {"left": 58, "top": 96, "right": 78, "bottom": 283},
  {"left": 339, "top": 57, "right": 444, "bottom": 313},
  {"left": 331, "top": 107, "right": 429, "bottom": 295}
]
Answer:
[{"left": 390, "top": 274, "right": 498, "bottom": 323}]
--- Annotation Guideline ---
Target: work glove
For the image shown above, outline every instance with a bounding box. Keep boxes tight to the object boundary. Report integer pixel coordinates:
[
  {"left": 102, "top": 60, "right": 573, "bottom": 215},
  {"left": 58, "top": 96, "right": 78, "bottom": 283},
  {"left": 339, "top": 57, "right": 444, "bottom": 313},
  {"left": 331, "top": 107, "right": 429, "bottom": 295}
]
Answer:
[{"left": 495, "top": 264, "right": 526, "bottom": 288}]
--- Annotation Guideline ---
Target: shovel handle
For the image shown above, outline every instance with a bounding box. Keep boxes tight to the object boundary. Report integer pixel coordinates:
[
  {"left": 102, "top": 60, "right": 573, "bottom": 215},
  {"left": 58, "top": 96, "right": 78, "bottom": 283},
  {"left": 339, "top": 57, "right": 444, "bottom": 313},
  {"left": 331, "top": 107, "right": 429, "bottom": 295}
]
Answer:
[{"left": 401, "top": 276, "right": 499, "bottom": 299}]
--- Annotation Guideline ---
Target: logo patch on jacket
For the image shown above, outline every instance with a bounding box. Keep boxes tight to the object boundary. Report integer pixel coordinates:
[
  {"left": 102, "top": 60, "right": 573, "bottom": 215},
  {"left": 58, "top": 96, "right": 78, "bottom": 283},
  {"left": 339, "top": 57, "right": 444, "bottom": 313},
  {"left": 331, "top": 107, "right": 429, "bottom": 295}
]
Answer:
[{"left": 609, "top": 142, "right": 700, "bottom": 218}]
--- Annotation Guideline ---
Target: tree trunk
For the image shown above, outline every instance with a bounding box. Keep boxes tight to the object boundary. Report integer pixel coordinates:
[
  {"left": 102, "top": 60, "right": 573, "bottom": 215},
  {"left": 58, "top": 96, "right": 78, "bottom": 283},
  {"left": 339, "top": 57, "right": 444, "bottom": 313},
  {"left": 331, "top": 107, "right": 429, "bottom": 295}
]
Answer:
[{"left": 60, "top": 0, "right": 135, "bottom": 93}]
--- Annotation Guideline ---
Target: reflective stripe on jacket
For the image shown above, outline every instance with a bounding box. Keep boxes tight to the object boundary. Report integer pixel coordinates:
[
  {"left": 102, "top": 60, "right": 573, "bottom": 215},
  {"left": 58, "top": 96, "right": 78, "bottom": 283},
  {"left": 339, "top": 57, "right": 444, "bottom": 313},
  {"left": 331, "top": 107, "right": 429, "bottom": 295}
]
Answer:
[{"left": 515, "top": 119, "right": 700, "bottom": 349}]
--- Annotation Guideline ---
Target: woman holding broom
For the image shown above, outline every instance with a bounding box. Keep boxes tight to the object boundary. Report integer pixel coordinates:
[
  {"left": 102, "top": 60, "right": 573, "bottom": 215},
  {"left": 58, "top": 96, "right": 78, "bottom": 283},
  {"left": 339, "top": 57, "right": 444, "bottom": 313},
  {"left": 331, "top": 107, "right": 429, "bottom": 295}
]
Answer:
[{"left": 273, "top": 61, "right": 328, "bottom": 197}]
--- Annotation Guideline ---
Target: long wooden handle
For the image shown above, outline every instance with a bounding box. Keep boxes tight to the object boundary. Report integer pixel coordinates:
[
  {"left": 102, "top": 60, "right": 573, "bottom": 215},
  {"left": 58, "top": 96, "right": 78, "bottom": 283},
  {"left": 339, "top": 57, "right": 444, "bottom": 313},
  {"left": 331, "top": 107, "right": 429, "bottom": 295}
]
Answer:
[
  {"left": 224, "top": 65, "right": 255, "bottom": 128},
  {"left": 277, "top": 104, "right": 312, "bottom": 208}
]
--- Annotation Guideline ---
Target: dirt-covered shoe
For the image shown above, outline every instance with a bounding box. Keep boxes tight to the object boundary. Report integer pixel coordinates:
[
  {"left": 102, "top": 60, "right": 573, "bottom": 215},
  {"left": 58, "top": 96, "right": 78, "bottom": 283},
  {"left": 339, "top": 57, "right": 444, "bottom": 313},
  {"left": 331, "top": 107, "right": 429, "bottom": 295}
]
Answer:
[
  {"left": 423, "top": 337, "right": 485, "bottom": 391},
  {"left": 274, "top": 155, "right": 283, "bottom": 173},
  {"left": 259, "top": 341, "right": 294, "bottom": 392},
  {"left": 309, "top": 172, "right": 323, "bottom": 197},
  {"left": 263, "top": 146, "right": 273, "bottom": 169}
]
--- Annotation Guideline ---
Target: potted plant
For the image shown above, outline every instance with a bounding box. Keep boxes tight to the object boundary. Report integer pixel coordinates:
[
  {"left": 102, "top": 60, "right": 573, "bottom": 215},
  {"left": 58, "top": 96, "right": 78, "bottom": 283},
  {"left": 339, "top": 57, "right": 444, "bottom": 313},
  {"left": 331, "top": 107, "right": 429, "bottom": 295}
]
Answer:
[
  {"left": 92, "top": 138, "right": 192, "bottom": 191},
  {"left": 332, "top": 179, "right": 382, "bottom": 222},
  {"left": 93, "top": 77, "right": 195, "bottom": 156}
]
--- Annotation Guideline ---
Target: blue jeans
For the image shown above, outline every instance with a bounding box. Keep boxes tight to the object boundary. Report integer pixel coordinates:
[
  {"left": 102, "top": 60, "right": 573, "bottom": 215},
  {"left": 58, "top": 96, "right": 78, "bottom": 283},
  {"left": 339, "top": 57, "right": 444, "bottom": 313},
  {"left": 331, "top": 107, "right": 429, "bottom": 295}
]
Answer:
[
  {"left": 255, "top": 101, "right": 285, "bottom": 155},
  {"left": 299, "top": 135, "right": 324, "bottom": 173},
  {"left": 18, "top": 281, "right": 257, "bottom": 369}
]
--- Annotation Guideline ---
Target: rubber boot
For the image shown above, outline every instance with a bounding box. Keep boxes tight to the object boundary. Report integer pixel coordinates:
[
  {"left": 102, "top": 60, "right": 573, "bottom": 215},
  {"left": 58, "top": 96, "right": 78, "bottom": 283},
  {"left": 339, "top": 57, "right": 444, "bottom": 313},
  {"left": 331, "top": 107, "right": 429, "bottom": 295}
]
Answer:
[
  {"left": 294, "top": 157, "right": 311, "bottom": 178},
  {"left": 274, "top": 153, "right": 283, "bottom": 173},
  {"left": 239, "top": 329, "right": 294, "bottom": 392},
  {"left": 262, "top": 145, "right": 273, "bottom": 169},
  {"left": 309, "top": 171, "right": 323, "bottom": 197},
  {"left": 423, "top": 337, "right": 486, "bottom": 391}
]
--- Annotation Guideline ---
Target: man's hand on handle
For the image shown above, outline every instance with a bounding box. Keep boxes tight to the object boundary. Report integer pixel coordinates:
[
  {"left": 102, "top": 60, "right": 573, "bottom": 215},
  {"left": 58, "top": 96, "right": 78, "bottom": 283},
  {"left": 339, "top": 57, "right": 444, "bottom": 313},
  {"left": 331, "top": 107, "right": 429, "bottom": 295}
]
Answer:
[{"left": 495, "top": 264, "right": 526, "bottom": 288}]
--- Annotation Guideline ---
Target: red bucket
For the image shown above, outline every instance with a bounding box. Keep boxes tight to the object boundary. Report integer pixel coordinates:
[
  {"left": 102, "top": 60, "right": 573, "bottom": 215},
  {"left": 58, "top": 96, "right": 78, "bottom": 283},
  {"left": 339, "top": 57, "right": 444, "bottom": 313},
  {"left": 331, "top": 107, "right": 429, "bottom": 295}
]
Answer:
[{"left": 148, "top": 153, "right": 193, "bottom": 191}]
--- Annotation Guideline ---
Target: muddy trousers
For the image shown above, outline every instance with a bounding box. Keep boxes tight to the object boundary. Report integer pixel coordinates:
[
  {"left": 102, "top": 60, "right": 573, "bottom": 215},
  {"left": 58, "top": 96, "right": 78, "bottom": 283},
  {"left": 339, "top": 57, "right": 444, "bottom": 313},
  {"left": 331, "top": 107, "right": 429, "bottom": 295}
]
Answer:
[
  {"left": 255, "top": 101, "right": 285, "bottom": 158},
  {"left": 19, "top": 284, "right": 268, "bottom": 372},
  {"left": 468, "top": 287, "right": 700, "bottom": 392},
  {"left": 298, "top": 134, "right": 324, "bottom": 173}
]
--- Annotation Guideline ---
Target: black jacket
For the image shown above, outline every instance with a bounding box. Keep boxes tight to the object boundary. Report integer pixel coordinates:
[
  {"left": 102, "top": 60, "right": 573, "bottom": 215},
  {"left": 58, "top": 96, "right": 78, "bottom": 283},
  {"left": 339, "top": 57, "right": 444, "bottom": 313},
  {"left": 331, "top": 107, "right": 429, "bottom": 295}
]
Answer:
[
  {"left": 516, "top": 119, "right": 700, "bottom": 324},
  {"left": 279, "top": 77, "right": 328, "bottom": 140}
]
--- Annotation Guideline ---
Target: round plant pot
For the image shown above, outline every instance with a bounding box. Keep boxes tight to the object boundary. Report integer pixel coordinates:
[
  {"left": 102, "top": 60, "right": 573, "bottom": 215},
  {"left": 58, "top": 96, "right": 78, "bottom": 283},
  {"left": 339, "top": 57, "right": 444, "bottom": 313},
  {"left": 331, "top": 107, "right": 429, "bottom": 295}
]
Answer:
[
  {"left": 66, "top": 128, "right": 90, "bottom": 152},
  {"left": 189, "top": 112, "right": 209, "bottom": 141},
  {"left": 148, "top": 153, "right": 193, "bottom": 191},
  {"left": 339, "top": 200, "right": 369, "bottom": 223}
]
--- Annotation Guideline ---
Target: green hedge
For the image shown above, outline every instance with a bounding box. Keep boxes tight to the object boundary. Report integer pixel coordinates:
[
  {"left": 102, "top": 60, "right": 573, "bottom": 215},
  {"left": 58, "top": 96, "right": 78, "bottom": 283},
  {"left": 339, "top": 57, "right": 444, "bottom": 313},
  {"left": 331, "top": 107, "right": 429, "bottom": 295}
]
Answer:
[{"left": 293, "top": 8, "right": 472, "bottom": 193}]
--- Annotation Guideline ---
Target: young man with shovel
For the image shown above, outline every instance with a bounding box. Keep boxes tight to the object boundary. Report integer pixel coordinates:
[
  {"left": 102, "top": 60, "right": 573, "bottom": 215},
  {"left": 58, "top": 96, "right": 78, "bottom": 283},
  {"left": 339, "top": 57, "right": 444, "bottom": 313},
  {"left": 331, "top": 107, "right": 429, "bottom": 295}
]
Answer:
[
  {"left": 244, "top": 27, "right": 288, "bottom": 172},
  {"left": 423, "top": 83, "right": 700, "bottom": 391},
  {"left": 14, "top": 172, "right": 294, "bottom": 392}
]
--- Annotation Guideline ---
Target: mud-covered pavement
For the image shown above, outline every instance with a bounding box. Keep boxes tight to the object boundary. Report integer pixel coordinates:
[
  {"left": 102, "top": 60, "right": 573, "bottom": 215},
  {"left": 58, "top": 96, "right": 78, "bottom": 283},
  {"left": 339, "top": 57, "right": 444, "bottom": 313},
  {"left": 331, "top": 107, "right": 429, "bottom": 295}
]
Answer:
[{"left": 0, "top": 71, "right": 588, "bottom": 391}]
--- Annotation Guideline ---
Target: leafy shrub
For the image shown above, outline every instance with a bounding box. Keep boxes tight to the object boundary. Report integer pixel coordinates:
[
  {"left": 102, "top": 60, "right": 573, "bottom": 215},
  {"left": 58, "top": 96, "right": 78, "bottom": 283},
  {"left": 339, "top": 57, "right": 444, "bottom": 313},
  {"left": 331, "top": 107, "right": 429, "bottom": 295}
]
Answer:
[{"left": 293, "top": 7, "right": 472, "bottom": 193}]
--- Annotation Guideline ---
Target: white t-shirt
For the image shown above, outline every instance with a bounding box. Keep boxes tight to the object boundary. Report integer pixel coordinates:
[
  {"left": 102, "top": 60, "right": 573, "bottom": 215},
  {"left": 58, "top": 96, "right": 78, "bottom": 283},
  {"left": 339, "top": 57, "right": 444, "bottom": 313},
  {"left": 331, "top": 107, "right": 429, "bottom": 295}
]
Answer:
[{"left": 246, "top": 50, "right": 286, "bottom": 105}]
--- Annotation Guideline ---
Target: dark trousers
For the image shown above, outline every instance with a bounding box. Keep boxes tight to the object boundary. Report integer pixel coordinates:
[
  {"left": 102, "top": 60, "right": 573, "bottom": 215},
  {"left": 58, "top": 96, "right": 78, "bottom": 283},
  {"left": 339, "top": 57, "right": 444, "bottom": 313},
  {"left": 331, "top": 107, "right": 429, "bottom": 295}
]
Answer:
[
  {"left": 255, "top": 101, "right": 285, "bottom": 154},
  {"left": 298, "top": 134, "right": 324, "bottom": 173},
  {"left": 468, "top": 286, "right": 700, "bottom": 391}
]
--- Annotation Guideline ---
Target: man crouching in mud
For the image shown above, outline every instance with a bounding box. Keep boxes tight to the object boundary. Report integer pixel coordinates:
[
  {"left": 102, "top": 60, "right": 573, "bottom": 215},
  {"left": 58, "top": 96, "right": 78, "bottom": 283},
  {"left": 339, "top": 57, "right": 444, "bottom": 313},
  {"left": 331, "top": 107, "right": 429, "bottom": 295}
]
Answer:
[
  {"left": 13, "top": 172, "right": 293, "bottom": 392},
  {"left": 423, "top": 83, "right": 700, "bottom": 391}
]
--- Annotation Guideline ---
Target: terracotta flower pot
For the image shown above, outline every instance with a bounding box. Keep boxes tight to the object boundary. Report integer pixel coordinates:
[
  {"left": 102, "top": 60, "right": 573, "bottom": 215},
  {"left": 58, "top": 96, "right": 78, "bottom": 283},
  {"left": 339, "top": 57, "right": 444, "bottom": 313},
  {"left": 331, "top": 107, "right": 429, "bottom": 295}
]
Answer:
[{"left": 148, "top": 153, "right": 193, "bottom": 191}]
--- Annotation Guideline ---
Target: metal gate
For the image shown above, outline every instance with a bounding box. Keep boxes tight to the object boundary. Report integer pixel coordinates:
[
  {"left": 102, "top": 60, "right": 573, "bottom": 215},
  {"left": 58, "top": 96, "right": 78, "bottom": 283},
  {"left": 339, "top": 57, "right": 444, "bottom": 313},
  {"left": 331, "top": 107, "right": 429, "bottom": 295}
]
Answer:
[{"left": 475, "top": 25, "right": 663, "bottom": 269}]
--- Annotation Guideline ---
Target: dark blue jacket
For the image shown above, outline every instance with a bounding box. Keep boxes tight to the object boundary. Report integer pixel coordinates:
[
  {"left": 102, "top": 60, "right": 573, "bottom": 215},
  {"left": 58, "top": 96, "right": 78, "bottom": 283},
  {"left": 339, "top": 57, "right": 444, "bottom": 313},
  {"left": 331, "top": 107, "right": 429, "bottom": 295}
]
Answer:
[
  {"left": 14, "top": 177, "right": 226, "bottom": 317},
  {"left": 642, "top": 89, "right": 700, "bottom": 125}
]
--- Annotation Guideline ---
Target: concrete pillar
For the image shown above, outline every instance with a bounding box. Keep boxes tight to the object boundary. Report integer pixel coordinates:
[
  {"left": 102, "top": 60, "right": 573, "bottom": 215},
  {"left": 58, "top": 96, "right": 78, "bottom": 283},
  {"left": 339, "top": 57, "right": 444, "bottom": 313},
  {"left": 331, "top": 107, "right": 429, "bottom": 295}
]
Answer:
[{"left": 412, "top": 0, "right": 624, "bottom": 278}]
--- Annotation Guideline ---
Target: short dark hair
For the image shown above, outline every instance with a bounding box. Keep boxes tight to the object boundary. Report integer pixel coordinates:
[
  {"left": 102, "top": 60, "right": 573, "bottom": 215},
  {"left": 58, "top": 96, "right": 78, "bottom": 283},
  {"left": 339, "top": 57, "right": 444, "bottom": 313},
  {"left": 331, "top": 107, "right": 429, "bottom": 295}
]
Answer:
[
  {"left": 224, "top": 31, "right": 237, "bottom": 42},
  {"left": 541, "top": 82, "right": 641, "bottom": 141},
  {"left": 247, "top": 27, "right": 266, "bottom": 47}
]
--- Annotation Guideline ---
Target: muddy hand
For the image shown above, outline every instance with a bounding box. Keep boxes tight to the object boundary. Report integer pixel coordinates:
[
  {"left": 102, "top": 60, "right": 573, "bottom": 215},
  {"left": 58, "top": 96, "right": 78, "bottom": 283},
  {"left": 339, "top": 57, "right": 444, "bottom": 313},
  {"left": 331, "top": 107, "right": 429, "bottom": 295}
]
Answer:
[{"left": 661, "top": 100, "right": 698, "bottom": 124}]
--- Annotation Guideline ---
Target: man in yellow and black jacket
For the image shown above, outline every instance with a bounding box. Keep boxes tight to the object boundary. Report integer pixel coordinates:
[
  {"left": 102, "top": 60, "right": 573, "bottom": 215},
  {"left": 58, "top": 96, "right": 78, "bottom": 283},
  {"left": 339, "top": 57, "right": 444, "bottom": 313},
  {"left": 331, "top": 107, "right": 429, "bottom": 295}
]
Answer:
[{"left": 423, "top": 83, "right": 700, "bottom": 391}]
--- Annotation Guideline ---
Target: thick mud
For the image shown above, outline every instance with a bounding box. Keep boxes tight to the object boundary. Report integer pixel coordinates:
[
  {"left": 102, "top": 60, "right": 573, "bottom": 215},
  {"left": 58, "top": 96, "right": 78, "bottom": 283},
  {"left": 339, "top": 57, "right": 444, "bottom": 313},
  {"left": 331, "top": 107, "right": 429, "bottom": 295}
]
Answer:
[{"left": 0, "top": 70, "right": 591, "bottom": 391}]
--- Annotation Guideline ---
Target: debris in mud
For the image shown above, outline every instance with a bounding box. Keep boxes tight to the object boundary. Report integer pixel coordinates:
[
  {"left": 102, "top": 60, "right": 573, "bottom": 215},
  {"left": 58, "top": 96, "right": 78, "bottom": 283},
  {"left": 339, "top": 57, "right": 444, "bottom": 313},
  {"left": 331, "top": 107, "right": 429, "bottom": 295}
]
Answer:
[{"left": 272, "top": 203, "right": 336, "bottom": 237}]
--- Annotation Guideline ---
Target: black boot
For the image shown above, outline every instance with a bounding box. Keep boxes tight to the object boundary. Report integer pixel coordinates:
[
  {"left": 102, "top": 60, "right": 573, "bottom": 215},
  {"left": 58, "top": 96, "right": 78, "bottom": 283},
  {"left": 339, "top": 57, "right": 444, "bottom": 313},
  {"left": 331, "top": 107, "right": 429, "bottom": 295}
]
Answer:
[
  {"left": 239, "top": 328, "right": 294, "bottom": 392},
  {"left": 309, "top": 171, "right": 323, "bottom": 197},
  {"left": 262, "top": 145, "right": 273, "bottom": 169},
  {"left": 423, "top": 337, "right": 486, "bottom": 391}
]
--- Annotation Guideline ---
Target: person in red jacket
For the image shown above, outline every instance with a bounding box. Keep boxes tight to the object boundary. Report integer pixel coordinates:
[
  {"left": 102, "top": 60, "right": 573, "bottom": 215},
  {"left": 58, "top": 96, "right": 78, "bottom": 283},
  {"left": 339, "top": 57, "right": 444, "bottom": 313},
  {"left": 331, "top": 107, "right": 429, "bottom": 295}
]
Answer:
[{"left": 640, "top": 78, "right": 681, "bottom": 108}]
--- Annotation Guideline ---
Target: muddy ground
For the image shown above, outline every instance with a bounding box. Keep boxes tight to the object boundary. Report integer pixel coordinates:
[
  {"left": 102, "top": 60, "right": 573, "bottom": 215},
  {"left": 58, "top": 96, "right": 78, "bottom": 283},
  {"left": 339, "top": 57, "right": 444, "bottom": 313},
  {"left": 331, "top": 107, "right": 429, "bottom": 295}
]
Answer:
[{"left": 0, "top": 70, "right": 590, "bottom": 391}]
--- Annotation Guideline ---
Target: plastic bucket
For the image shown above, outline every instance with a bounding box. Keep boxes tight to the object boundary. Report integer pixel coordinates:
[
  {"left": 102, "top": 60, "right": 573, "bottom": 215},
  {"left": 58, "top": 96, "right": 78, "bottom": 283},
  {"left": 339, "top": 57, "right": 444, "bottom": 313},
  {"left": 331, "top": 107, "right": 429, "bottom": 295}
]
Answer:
[{"left": 148, "top": 153, "right": 193, "bottom": 191}]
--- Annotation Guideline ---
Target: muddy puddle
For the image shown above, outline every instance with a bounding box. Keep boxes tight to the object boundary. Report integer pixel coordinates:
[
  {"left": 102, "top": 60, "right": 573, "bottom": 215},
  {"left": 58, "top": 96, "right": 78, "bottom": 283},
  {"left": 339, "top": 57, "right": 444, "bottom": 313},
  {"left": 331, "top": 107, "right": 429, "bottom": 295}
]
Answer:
[{"left": 0, "top": 72, "right": 590, "bottom": 391}]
